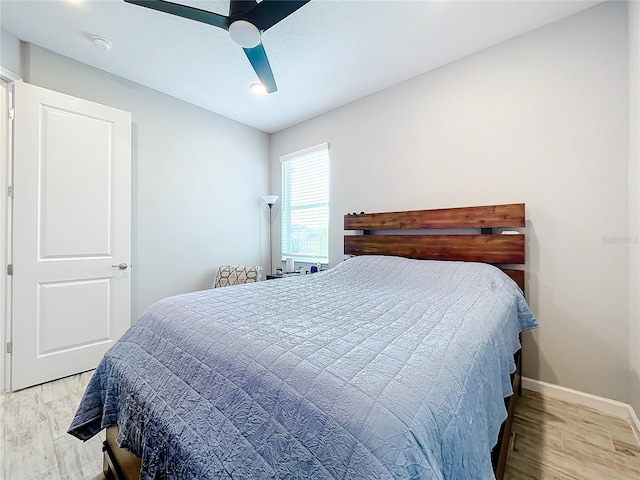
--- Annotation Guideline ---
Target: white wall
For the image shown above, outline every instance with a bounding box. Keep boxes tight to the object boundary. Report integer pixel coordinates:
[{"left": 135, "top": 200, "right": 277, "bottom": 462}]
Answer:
[
  {"left": 23, "top": 44, "right": 270, "bottom": 320},
  {"left": 628, "top": 0, "right": 640, "bottom": 415},
  {"left": 271, "top": 2, "right": 631, "bottom": 402},
  {"left": 0, "top": 28, "right": 23, "bottom": 78}
]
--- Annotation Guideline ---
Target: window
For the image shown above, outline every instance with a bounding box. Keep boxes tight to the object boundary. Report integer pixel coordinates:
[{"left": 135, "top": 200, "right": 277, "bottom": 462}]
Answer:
[{"left": 281, "top": 143, "right": 329, "bottom": 263}]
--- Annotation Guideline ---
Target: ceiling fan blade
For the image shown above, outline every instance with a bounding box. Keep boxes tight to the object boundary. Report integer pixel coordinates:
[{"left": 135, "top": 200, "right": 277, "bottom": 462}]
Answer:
[
  {"left": 242, "top": 0, "right": 311, "bottom": 32},
  {"left": 243, "top": 44, "right": 277, "bottom": 93},
  {"left": 124, "top": 0, "right": 229, "bottom": 30},
  {"left": 229, "top": 0, "right": 258, "bottom": 17}
]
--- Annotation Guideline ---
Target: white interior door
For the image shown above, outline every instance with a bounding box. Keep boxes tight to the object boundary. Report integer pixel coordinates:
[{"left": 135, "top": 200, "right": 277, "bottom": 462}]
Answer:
[{"left": 11, "top": 82, "right": 131, "bottom": 390}]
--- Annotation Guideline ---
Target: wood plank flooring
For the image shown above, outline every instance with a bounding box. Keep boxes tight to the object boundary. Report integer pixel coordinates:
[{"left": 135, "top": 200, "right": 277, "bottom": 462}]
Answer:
[
  {"left": 1, "top": 372, "right": 638, "bottom": 479},
  {"left": 505, "top": 390, "right": 640, "bottom": 479}
]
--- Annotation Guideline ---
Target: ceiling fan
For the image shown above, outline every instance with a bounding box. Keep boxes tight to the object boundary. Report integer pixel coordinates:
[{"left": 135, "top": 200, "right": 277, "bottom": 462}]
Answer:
[{"left": 124, "top": 0, "right": 311, "bottom": 93}]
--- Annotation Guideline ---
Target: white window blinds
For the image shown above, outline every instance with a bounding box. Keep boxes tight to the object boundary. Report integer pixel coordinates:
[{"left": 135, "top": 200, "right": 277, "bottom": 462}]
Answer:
[{"left": 280, "top": 143, "right": 329, "bottom": 263}]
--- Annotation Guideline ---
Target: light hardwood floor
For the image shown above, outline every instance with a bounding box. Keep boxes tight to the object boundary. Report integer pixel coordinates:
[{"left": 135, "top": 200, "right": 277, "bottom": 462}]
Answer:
[
  {"left": 1, "top": 373, "right": 639, "bottom": 479},
  {"left": 505, "top": 390, "right": 640, "bottom": 479}
]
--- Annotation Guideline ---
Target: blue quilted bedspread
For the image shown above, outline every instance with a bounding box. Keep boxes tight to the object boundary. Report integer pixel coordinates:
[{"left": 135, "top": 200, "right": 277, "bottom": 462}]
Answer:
[{"left": 69, "top": 256, "right": 537, "bottom": 479}]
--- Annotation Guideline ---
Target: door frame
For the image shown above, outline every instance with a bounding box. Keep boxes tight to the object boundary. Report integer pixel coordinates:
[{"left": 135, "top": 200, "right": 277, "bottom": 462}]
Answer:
[{"left": 0, "top": 67, "right": 22, "bottom": 392}]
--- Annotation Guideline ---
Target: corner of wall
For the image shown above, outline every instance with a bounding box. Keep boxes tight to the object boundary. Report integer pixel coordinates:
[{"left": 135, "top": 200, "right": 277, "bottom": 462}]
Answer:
[
  {"left": 628, "top": 0, "right": 640, "bottom": 415},
  {"left": 20, "top": 41, "right": 30, "bottom": 83}
]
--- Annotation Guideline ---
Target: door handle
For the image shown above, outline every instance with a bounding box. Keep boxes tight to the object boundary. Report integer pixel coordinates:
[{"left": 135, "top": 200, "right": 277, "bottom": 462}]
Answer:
[{"left": 111, "top": 262, "right": 128, "bottom": 270}]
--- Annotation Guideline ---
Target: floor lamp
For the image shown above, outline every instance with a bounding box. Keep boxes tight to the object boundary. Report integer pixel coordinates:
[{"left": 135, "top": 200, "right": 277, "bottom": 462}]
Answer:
[{"left": 262, "top": 195, "right": 279, "bottom": 273}]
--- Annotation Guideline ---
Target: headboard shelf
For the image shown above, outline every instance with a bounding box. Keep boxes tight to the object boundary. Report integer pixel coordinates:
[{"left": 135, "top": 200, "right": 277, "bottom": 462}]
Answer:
[{"left": 344, "top": 203, "right": 524, "bottom": 231}]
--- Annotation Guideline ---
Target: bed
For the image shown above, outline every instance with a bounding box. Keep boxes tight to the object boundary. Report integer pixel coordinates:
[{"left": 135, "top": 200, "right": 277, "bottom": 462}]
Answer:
[{"left": 68, "top": 203, "right": 537, "bottom": 480}]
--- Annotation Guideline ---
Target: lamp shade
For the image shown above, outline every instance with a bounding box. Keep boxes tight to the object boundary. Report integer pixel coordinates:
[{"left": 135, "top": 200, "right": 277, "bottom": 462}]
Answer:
[{"left": 262, "top": 195, "right": 279, "bottom": 207}]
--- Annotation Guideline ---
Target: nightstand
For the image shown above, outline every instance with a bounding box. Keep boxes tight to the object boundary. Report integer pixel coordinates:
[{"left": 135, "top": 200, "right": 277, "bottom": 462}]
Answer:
[{"left": 266, "top": 273, "right": 300, "bottom": 280}]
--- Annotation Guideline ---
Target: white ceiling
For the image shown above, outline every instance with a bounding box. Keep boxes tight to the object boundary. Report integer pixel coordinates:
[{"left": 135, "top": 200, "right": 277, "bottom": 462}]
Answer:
[{"left": 1, "top": 0, "right": 602, "bottom": 133}]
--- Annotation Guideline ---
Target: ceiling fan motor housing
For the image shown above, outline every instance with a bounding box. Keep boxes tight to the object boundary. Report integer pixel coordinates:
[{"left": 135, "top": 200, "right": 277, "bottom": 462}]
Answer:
[{"left": 228, "top": 19, "right": 261, "bottom": 48}]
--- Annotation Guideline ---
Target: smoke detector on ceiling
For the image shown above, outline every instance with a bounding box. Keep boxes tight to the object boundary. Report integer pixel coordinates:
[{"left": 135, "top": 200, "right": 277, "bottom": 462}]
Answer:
[{"left": 91, "top": 36, "right": 112, "bottom": 51}]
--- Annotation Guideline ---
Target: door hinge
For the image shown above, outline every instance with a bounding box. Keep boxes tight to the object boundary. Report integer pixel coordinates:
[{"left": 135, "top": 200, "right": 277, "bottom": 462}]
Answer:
[
  {"left": 6, "top": 264, "right": 12, "bottom": 276},
  {"left": 7, "top": 186, "right": 13, "bottom": 198},
  {"left": 8, "top": 108, "right": 14, "bottom": 120},
  {"left": 6, "top": 342, "right": 11, "bottom": 354}
]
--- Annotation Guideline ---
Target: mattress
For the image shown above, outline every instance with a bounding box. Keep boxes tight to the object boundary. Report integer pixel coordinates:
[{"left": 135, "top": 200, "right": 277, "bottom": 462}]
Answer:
[{"left": 69, "top": 255, "right": 537, "bottom": 479}]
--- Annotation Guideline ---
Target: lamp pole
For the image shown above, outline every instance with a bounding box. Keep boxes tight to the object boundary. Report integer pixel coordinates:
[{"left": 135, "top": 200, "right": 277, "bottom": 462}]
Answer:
[
  {"left": 268, "top": 204, "right": 273, "bottom": 273},
  {"left": 262, "top": 195, "right": 279, "bottom": 273}
]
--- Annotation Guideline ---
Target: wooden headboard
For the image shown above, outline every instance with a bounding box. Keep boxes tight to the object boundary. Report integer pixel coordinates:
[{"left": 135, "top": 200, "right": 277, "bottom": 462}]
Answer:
[{"left": 344, "top": 203, "right": 526, "bottom": 291}]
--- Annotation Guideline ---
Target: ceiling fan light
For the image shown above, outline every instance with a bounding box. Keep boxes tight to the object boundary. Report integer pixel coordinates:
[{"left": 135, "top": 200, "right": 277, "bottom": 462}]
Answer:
[
  {"left": 229, "top": 20, "right": 261, "bottom": 48},
  {"left": 250, "top": 82, "right": 267, "bottom": 95}
]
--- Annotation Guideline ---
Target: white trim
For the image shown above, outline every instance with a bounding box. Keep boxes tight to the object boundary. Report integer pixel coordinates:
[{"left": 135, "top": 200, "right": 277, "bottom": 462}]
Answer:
[
  {"left": 0, "top": 76, "right": 15, "bottom": 393},
  {"left": 0, "top": 67, "right": 22, "bottom": 83},
  {"left": 0, "top": 69, "right": 19, "bottom": 393},
  {"left": 0, "top": 80, "right": 5, "bottom": 394},
  {"left": 522, "top": 377, "right": 640, "bottom": 443},
  {"left": 279, "top": 142, "right": 329, "bottom": 163}
]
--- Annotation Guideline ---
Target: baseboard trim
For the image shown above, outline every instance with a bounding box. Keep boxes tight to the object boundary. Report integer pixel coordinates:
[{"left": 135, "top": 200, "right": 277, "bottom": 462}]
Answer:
[
  {"left": 522, "top": 377, "right": 640, "bottom": 443},
  {"left": 630, "top": 403, "right": 640, "bottom": 444}
]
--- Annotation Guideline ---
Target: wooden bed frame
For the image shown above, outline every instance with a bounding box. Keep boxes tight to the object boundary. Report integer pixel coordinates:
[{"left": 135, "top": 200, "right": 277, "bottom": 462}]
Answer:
[
  {"left": 102, "top": 203, "right": 526, "bottom": 480},
  {"left": 344, "top": 202, "right": 526, "bottom": 480}
]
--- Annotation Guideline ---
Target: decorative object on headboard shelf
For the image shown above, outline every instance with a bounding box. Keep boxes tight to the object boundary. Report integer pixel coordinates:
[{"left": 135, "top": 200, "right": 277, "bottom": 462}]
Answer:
[{"left": 344, "top": 203, "right": 526, "bottom": 292}]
